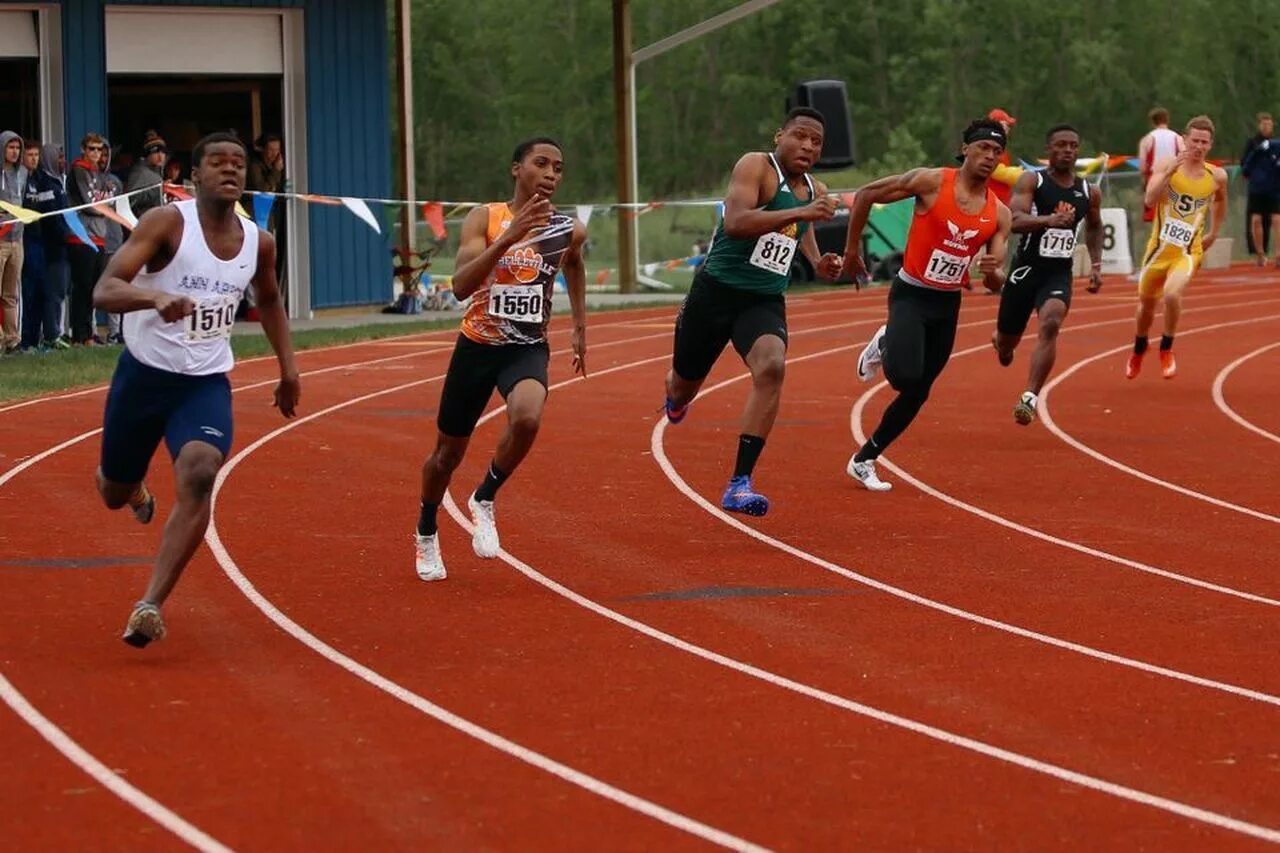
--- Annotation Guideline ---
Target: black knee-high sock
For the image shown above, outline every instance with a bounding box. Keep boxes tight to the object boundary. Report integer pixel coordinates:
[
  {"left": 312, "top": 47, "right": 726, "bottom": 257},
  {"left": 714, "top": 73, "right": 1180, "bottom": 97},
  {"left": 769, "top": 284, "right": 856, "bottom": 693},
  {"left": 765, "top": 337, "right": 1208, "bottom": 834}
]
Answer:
[
  {"left": 473, "top": 461, "right": 509, "bottom": 502},
  {"left": 1134, "top": 335, "right": 1149, "bottom": 355},
  {"left": 733, "top": 434, "right": 766, "bottom": 478},
  {"left": 1160, "top": 334, "right": 1174, "bottom": 351},
  {"left": 417, "top": 501, "right": 438, "bottom": 536}
]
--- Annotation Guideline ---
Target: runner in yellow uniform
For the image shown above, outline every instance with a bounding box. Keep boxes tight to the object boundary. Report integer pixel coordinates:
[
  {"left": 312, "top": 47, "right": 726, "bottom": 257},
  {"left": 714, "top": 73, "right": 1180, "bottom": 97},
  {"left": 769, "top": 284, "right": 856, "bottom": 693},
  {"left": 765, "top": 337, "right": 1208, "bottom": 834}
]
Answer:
[{"left": 1127, "top": 115, "right": 1228, "bottom": 379}]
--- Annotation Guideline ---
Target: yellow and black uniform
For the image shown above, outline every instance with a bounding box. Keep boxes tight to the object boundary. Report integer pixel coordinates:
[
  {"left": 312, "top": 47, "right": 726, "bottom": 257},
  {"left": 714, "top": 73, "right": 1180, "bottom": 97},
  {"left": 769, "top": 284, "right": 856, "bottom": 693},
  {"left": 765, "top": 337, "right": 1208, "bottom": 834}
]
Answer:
[
  {"left": 1138, "top": 165, "right": 1218, "bottom": 298},
  {"left": 437, "top": 203, "right": 573, "bottom": 437}
]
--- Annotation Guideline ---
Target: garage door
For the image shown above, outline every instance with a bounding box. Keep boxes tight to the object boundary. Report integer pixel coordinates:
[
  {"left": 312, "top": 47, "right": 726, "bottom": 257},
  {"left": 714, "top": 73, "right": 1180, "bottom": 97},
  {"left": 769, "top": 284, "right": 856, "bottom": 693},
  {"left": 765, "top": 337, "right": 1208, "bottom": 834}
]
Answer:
[{"left": 105, "top": 8, "right": 282, "bottom": 74}]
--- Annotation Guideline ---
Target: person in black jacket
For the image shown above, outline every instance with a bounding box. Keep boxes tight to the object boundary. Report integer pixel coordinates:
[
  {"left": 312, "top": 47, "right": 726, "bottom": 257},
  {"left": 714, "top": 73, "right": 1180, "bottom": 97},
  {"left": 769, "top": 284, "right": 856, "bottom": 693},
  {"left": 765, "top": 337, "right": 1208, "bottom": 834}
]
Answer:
[
  {"left": 1241, "top": 113, "right": 1280, "bottom": 263},
  {"left": 20, "top": 144, "right": 71, "bottom": 350}
]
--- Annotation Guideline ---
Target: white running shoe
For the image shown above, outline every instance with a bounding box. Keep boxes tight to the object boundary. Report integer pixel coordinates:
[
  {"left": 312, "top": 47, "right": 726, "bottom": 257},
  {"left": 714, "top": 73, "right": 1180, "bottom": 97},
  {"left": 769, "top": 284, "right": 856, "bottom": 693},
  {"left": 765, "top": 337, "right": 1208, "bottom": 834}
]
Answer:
[
  {"left": 414, "top": 533, "right": 447, "bottom": 581},
  {"left": 858, "top": 324, "right": 887, "bottom": 382},
  {"left": 847, "top": 455, "right": 893, "bottom": 491},
  {"left": 1013, "top": 391, "right": 1037, "bottom": 425},
  {"left": 468, "top": 493, "right": 501, "bottom": 558}
]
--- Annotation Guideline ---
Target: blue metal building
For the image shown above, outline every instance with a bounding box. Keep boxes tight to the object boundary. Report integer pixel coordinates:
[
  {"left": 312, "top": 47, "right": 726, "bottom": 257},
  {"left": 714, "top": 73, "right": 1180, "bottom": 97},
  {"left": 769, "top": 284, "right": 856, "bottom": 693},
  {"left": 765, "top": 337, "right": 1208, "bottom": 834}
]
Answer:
[{"left": 0, "top": 0, "right": 393, "bottom": 314}]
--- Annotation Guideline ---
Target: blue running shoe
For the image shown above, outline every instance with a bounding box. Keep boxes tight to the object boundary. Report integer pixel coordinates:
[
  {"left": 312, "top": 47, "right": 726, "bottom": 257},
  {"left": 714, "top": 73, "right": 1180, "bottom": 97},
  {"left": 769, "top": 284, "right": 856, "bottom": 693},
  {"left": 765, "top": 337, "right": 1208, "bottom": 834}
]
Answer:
[
  {"left": 664, "top": 396, "right": 689, "bottom": 425},
  {"left": 721, "top": 475, "right": 769, "bottom": 516}
]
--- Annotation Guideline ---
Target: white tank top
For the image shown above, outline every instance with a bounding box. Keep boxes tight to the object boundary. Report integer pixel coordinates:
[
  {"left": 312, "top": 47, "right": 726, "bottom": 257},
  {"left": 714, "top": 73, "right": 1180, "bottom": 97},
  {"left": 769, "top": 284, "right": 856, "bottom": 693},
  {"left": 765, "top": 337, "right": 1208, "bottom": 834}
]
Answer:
[
  {"left": 1144, "top": 127, "right": 1183, "bottom": 168},
  {"left": 124, "top": 199, "right": 258, "bottom": 376}
]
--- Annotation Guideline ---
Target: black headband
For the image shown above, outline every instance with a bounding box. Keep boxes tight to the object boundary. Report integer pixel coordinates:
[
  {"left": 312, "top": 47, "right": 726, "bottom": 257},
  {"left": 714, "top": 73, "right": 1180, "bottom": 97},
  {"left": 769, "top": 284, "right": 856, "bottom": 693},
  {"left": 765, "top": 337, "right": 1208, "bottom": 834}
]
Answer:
[{"left": 963, "top": 126, "right": 1007, "bottom": 148}]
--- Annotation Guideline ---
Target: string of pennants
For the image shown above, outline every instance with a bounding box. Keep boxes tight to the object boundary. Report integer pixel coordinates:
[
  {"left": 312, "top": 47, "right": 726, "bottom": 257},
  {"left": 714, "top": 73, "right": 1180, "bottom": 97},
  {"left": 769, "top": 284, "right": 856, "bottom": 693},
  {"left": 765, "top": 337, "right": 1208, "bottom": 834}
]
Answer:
[{"left": 1, "top": 151, "right": 1234, "bottom": 244}]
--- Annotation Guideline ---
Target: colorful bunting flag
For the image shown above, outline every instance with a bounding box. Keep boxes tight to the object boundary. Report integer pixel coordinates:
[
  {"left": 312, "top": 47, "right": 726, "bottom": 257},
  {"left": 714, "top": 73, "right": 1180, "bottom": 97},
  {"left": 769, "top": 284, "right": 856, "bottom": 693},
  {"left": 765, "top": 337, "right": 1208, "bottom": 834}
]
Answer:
[
  {"left": 575, "top": 204, "right": 593, "bottom": 226},
  {"left": 594, "top": 269, "right": 611, "bottom": 285},
  {"left": 115, "top": 195, "right": 138, "bottom": 228},
  {"left": 0, "top": 201, "right": 40, "bottom": 224},
  {"left": 253, "top": 193, "right": 276, "bottom": 231},
  {"left": 164, "top": 182, "right": 192, "bottom": 201},
  {"left": 840, "top": 192, "right": 856, "bottom": 211},
  {"left": 62, "top": 211, "right": 98, "bottom": 251},
  {"left": 421, "top": 202, "right": 446, "bottom": 240},
  {"left": 341, "top": 197, "right": 382, "bottom": 234}
]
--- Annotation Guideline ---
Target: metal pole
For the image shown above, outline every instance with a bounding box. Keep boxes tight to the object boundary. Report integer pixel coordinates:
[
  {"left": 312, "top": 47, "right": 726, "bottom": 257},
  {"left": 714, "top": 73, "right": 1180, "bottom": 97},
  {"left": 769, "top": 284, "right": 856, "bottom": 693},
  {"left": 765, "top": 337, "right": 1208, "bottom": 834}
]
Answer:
[
  {"left": 394, "top": 0, "right": 417, "bottom": 254},
  {"left": 612, "top": 0, "right": 637, "bottom": 293}
]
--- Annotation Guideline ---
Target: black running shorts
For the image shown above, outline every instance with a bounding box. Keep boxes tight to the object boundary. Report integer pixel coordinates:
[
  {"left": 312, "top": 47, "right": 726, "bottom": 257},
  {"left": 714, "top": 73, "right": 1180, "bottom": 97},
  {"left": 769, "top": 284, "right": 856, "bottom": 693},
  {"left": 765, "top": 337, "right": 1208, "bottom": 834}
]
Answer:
[
  {"left": 436, "top": 334, "right": 549, "bottom": 437},
  {"left": 997, "top": 264, "right": 1073, "bottom": 337},
  {"left": 671, "top": 270, "right": 787, "bottom": 382}
]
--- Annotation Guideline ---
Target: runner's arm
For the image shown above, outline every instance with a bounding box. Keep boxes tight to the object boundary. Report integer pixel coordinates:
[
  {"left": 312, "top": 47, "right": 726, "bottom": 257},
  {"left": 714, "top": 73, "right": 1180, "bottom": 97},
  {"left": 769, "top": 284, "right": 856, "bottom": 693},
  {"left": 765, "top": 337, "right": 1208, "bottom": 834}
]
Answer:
[
  {"left": 1009, "top": 171, "right": 1047, "bottom": 233},
  {"left": 979, "top": 203, "right": 1013, "bottom": 292},
  {"left": 93, "top": 207, "right": 185, "bottom": 313},
  {"left": 721, "top": 154, "right": 832, "bottom": 239},
  {"left": 563, "top": 220, "right": 588, "bottom": 376},
  {"left": 1143, "top": 155, "right": 1180, "bottom": 208},
  {"left": 252, "top": 231, "right": 300, "bottom": 416},
  {"left": 842, "top": 168, "right": 939, "bottom": 263},
  {"left": 451, "top": 206, "right": 506, "bottom": 300},
  {"left": 1204, "top": 167, "right": 1229, "bottom": 248},
  {"left": 1085, "top": 184, "right": 1104, "bottom": 269}
]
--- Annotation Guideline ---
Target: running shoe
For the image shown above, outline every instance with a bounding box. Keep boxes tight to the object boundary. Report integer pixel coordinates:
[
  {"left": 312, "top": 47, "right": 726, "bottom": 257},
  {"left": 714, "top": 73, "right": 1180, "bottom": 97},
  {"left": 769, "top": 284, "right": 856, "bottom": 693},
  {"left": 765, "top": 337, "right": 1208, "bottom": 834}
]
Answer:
[
  {"left": 1012, "top": 391, "right": 1037, "bottom": 426},
  {"left": 664, "top": 396, "right": 689, "bottom": 425},
  {"left": 129, "top": 483, "right": 156, "bottom": 525},
  {"left": 1125, "top": 351, "right": 1144, "bottom": 379},
  {"left": 847, "top": 456, "right": 892, "bottom": 492},
  {"left": 468, "top": 493, "right": 501, "bottom": 558},
  {"left": 858, "top": 325, "right": 887, "bottom": 382},
  {"left": 720, "top": 475, "right": 769, "bottom": 516},
  {"left": 122, "top": 601, "right": 166, "bottom": 648},
  {"left": 1160, "top": 349, "right": 1177, "bottom": 379},
  {"left": 414, "top": 532, "right": 447, "bottom": 581}
]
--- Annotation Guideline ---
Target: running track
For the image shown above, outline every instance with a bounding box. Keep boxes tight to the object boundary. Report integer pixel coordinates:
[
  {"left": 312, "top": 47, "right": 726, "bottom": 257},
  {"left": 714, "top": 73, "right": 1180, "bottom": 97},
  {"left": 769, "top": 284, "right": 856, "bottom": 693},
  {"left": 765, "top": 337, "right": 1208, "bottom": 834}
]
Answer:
[{"left": 1, "top": 267, "right": 1277, "bottom": 850}]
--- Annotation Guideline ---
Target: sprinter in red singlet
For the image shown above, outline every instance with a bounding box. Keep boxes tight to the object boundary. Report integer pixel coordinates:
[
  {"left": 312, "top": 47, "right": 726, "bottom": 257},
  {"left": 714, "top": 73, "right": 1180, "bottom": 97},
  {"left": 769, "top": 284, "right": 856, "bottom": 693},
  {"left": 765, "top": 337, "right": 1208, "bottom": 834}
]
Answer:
[{"left": 840, "top": 117, "right": 1012, "bottom": 491}]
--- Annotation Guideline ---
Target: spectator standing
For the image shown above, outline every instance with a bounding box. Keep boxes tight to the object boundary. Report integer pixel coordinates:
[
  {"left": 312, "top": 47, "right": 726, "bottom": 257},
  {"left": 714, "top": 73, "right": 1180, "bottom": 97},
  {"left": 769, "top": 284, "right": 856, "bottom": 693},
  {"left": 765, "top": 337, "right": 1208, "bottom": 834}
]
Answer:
[
  {"left": 66, "top": 133, "right": 110, "bottom": 345},
  {"left": 1138, "top": 107, "right": 1184, "bottom": 224},
  {"left": 0, "top": 130, "right": 28, "bottom": 353},
  {"left": 126, "top": 132, "right": 167, "bottom": 218},
  {"left": 20, "top": 143, "right": 70, "bottom": 350},
  {"left": 100, "top": 139, "right": 125, "bottom": 344},
  {"left": 1241, "top": 112, "right": 1280, "bottom": 263}
]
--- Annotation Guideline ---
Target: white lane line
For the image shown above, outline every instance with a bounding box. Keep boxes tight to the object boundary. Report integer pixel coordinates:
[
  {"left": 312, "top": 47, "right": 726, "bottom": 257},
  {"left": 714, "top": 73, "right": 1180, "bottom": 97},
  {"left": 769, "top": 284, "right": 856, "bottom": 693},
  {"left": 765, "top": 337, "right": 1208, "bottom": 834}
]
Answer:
[
  {"left": 205, "top": 349, "right": 767, "bottom": 852},
  {"left": 1040, "top": 314, "right": 1280, "bottom": 525},
  {"left": 1211, "top": 342, "right": 1280, "bottom": 446},
  {"left": 427, "top": 340, "right": 1280, "bottom": 844},
  {"left": 0, "top": 672, "right": 232, "bottom": 852},
  {"left": 852, "top": 310, "right": 1280, "bottom": 608}
]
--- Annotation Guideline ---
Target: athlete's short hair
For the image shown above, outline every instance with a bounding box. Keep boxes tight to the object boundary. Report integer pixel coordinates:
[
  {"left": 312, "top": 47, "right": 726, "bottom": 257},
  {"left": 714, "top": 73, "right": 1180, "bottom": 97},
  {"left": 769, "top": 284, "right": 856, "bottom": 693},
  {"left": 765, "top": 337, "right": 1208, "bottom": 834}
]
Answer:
[
  {"left": 1045, "top": 123, "right": 1079, "bottom": 141},
  {"left": 1258, "top": 112, "right": 1273, "bottom": 124},
  {"left": 1149, "top": 107, "right": 1170, "bottom": 126},
  {"left": 783, "top": 107, "right": 825, "bottom": 128},
  {"left": 192, "top": 132, "right": 247, "bottom": 166},
  {"left": 511, "top": 137, "right": 561, "bottom": 165},
  {"left": 1185, "top": 115, "right": 1215, "bottom": 138}
]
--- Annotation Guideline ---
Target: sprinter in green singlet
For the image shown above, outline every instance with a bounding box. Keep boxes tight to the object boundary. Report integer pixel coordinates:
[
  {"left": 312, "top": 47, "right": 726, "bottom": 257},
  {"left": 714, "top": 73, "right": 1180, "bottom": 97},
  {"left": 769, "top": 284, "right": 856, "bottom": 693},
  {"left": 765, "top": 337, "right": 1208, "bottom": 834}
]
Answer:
[{"left": 663, "top": 107, "right": 842, "bottom": 516}]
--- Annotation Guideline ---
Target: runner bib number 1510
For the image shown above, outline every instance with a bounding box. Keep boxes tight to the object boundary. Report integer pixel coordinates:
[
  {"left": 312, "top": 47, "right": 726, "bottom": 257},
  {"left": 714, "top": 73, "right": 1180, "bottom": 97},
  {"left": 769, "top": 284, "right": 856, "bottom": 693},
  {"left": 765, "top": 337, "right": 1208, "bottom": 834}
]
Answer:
[{"left": 185, "top": 296, "right": 238, "bottom": 342}]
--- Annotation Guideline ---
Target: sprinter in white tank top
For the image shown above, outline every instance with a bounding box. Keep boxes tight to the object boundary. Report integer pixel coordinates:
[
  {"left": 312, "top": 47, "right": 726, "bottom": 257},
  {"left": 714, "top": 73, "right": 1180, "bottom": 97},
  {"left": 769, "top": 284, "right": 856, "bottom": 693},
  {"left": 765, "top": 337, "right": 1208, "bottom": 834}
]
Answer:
[{"left": 91, "top": 132, "right": 300, "bottom": 648}]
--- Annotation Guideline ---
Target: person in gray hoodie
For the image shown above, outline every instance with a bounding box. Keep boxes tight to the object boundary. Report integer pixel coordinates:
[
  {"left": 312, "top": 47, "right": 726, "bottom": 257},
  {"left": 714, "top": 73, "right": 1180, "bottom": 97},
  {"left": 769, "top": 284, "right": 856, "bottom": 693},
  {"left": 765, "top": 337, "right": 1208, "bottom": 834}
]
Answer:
[
  {"left": 126, "top": 132, "right": 167, "bottom": 217},
  {"left": 0, "top": 130, "right": 28, "bottom": 353}
]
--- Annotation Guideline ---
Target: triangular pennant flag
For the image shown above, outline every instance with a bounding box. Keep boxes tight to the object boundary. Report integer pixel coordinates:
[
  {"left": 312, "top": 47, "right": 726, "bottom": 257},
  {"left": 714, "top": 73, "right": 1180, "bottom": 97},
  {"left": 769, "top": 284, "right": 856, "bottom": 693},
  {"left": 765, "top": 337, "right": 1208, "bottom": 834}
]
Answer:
[
  {"left": 92, "top": 202, "right": 135, "bottom": 231},
  {"left": 643, "top": 262, "right": 658, "bottom": 275},
  {"left": 594, "top": 269, "right": 611, "bottom": 285},
  {"left": 341, "top": 197, "right": 381, "bottom": 234},
  {"left": 300, "top": 193, "right": 343, "bottom": 206},
  {"left": 575, "top": 204, "right": 593, "bottom": 225},
  {"left": 715, "top": 201, "right": 725, "bottom": 221},
  {"left": 253, "top": 193, "right": 276, "bottom": 231},
  {"left": 421, "top": 202, "right": 446, "bottom": 240},
  {"left": 1126, "top": 157, "right": 1141, "bottom": 170},
  {"left": 0, "top": 200, "right": 41, "bottom": 224},
  {"left": 235, "top": 201, "right": 250, "bottom": 219},
  {"left": 63, "top": 211, "right": 99, "bottom": 252},
  {"left": 115, "top": 195, "right": 138, "bottom": 228},
  {"left": 164, "top": 182, "right": 192, "bottom": 200},
  {"left": 840, "top": 193, "right": 856, "bottom": 210}
]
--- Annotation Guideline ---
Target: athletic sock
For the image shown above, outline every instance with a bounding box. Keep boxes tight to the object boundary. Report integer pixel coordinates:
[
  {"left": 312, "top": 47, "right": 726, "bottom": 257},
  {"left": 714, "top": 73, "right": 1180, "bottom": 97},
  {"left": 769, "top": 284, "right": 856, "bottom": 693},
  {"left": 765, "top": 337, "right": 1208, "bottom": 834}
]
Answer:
[
  {"left": 1133, "top": 336, "right": 1149, "bottom": 355},
  {"left": 473, "top": 461, "right": 509, "bottom": 502},
  {"left": 1160, "top": 334, "right": 1174, "bottom": 352},
  {"left": 733, "top": 434, "right": 766, "bottom": 479},
  {"left": 416, "top": 501, "right": 438, "bottom": 537},
  {"left": 128, "top": 483, "right": 150, "bottom": 509},
  {"left": 854, "top": 438, "right": 880, "bottom": 464}
]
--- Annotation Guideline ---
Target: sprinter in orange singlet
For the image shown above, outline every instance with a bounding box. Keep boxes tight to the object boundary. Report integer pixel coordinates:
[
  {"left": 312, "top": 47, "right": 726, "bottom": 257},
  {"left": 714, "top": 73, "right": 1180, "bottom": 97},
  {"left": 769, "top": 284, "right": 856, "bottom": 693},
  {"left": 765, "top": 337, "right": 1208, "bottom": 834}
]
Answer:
[{"left": 840, "top": 117, "right": 1013, "bottom": 491}]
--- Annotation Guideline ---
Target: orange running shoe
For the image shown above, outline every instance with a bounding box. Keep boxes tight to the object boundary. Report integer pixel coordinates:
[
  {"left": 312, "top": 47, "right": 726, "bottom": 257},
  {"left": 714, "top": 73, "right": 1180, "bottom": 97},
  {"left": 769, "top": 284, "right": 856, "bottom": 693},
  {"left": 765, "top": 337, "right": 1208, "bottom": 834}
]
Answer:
[
  {"left": 1160, "top": 349, "right": 1177, "bottom": 379},
  {"left": 1125, "top": 351, "right": 1144, "bottom": 379}
]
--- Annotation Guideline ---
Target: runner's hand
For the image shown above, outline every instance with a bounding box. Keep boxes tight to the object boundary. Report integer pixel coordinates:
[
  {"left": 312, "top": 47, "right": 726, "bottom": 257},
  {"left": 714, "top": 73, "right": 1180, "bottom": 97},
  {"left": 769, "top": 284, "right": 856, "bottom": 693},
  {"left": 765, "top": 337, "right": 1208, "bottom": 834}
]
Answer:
[
  {"left": 1047, "top": 202, "right": 1075, "bottom": 228},
  {"left": 154, "top": 293, "right": 196, "bottom": 323},
  {"left": 1087, "top": 268, "right": 1104, "bottom": 293},
  {"left": 274, "top": 372, "right": 301, "bottom": 419},
  {"left": 571, "top": 327, "right": 587, "bottom": 377},
  {"left": 509, "top": 194, "right": 554, "bottom": 240},
  {"left": 842, "top": 252, "right": 870, "bottom": 290},
  {"left": 815, "top": 253, "right": 843, "bottom": 281},
  {"left": 801, "top": 191, "right": 838, "bottom": 222},
  {"left": 1202, "top": 232, "right": 1217, "bottom": 251}
]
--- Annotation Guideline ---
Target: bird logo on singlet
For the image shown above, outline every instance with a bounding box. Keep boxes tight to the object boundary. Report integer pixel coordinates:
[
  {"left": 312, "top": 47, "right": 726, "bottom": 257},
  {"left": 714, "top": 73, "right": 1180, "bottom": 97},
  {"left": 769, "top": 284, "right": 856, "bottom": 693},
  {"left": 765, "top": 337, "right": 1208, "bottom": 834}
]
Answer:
[{"left": 944, "top": 220, "right": 980, "bottom": 251}]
